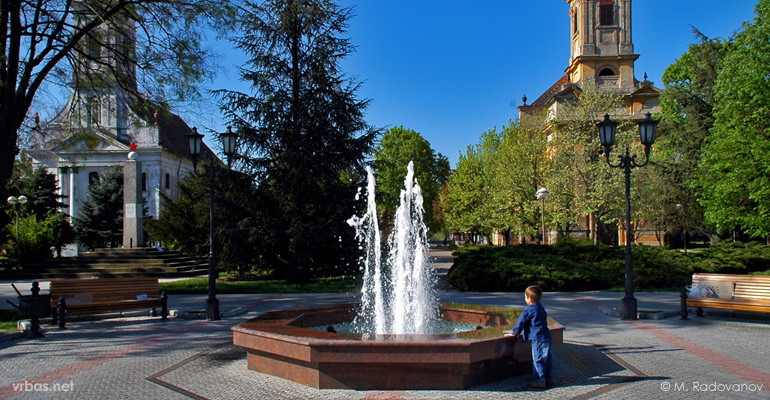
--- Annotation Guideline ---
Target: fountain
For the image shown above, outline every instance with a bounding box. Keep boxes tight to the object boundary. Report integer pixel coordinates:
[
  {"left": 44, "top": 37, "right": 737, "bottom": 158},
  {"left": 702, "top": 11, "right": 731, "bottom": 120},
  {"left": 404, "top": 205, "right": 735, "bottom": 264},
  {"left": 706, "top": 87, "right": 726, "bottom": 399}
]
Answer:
[
  {"left": 347, "top": 162, "right": 436, "bottom": 335},
  {"left": 233, "top": 163, "right": 564, "bottom": 390}
]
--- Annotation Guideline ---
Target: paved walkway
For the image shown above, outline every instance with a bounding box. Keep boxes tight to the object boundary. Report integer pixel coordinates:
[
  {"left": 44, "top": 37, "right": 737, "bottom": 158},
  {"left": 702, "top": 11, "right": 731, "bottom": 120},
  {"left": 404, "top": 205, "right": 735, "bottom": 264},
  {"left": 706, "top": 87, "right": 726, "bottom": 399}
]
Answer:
[{"left": 1, "top": 250, "right": 769, "bottom": 399}]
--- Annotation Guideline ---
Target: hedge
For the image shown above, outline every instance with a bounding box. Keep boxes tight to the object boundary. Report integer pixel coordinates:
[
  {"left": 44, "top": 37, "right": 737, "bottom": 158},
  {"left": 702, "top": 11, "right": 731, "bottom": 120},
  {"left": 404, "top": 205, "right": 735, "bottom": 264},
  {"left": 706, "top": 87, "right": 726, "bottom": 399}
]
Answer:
[{"left": 447, "top": 239, "right": 768, "bottom": 292}]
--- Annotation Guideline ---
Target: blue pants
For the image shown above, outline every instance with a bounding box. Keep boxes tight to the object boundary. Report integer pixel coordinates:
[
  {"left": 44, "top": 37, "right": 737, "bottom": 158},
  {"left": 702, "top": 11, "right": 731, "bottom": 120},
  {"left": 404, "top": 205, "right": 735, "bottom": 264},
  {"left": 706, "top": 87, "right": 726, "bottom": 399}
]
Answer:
[{"left": 531, "top": 339, "right": 553, "bottom": 383}]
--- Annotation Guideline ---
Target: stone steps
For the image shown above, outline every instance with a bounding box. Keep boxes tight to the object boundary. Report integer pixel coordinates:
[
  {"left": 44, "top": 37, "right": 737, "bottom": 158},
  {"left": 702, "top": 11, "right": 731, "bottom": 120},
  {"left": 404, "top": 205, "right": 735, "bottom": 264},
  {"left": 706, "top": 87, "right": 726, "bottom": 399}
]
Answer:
[{"left": 0, "top": 248, "right": 209, "bottom": 279}]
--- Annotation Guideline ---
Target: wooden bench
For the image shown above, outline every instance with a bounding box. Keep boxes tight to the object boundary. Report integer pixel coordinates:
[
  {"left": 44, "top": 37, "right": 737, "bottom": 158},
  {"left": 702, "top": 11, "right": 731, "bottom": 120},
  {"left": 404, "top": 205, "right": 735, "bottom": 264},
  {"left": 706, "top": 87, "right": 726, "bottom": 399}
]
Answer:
[
  {"left": 686, "top": 273, "right": 770, "bottom": 316},
  {"left": 50, "top": 278, "right": 168, "bottom": 324}
]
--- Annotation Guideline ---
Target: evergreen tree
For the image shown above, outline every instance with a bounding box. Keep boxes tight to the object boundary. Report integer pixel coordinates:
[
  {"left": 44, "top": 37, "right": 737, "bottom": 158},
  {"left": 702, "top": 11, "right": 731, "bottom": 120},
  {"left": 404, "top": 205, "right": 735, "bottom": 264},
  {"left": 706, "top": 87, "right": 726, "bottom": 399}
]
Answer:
[
  {"left": 73, "top": 167, "right": 124, "bottom": 249},
  {"left": 21, "top": 168, "right": 69, "bottom": 221},
  {"left": 216, "top": 0, "right": 377, "bottom": 281},
  {"left": 145, "top": 163, "right": 264, "bottom": 275}
]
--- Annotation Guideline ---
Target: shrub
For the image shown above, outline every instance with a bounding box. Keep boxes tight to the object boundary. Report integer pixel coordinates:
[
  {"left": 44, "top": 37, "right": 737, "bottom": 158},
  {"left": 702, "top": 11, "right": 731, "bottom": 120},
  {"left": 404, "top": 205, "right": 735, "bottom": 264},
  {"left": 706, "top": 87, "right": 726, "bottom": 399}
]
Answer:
[
  {"left": 447, "top": 239, "right": 770, "bottom": 292},
  {"left": 691, "top": 241, "right": 770, "bottom": 274}
]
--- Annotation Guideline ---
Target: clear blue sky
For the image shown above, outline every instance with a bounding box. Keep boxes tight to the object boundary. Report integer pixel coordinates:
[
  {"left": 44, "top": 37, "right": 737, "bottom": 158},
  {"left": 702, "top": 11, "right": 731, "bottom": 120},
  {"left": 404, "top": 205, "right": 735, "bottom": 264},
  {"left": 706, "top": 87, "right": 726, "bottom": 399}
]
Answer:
[{"left": 195, "top": 0, "right": 759, "bottom": 167}]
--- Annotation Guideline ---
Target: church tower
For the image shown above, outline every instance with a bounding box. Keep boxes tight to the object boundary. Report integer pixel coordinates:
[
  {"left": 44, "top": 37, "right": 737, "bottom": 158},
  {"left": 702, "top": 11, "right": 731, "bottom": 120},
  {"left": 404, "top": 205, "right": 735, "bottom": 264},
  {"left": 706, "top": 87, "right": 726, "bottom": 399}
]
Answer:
[
  {"left": 566, "top": 0, "right": 638, "bottom": 91},
  {"left": 70, "top": 4, "right": 137, "bottom": 143}
]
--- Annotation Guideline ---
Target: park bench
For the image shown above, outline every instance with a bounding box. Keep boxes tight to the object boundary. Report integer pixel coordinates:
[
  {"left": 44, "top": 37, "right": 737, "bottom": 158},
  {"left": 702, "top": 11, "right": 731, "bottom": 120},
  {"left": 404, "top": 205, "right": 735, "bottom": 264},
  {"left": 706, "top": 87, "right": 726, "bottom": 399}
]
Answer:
[
  {"left": 50, "top": 278, "right": 168, "bottom": 324},
  {"left": 686, "top": 273, "right": 770, "bottom": 316}
]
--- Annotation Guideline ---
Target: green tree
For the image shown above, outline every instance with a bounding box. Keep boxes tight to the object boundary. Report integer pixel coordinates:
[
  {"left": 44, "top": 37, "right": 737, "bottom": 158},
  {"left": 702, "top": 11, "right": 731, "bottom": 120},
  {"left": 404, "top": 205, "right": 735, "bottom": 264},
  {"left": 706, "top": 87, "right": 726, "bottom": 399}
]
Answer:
[
  {"left": 4, "top": 155, "right": 73, "bottom": 257},
  {"left": 550, "top": 85, "right": 637, "bottom": 245},
  {"left": 0, "top": 0, "right": 235, "bottom": 208},
  {"left": 372, "top": 126, "right": 450, "bottom": 232},
  {"left": 216, "top": 0, "right": 377, "bottom": 281},
  {"left": 699, "top": 0, "right": 770, "bottom": 241},
  {"left": 656, "top": 31, "right": 730, "bottom": 248},
  {"left": 489, "top": 117, "right": 550, "bottom": 243},
  {"left": 440, "top": 129, "right": 501, "bottom": 243},
  {"left": 73, "top": 167, "right": 123, "bottom": 249}
]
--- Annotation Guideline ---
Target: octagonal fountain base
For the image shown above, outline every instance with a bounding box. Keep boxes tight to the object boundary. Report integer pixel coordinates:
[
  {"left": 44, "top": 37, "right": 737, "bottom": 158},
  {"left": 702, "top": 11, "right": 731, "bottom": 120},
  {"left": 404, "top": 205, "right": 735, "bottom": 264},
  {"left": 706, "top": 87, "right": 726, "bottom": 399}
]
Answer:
[{"left": 232, "top": 303, "right": 564, "bottom": 390}]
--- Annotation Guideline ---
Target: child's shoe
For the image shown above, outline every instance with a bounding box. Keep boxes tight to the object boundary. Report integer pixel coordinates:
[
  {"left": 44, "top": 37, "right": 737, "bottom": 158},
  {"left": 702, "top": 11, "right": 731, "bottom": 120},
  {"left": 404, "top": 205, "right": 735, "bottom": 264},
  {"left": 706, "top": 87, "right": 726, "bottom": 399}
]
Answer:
[{"left": 528, "top": 381, "right": 547, "bottom": 389}]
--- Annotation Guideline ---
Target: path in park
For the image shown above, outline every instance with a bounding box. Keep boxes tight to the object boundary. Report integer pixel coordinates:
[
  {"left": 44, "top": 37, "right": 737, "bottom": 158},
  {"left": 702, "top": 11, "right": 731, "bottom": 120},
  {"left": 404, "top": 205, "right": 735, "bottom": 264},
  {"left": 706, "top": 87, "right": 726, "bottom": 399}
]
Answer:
[{"left": 1, "top": 248, "right": 769, "bottom": 399}]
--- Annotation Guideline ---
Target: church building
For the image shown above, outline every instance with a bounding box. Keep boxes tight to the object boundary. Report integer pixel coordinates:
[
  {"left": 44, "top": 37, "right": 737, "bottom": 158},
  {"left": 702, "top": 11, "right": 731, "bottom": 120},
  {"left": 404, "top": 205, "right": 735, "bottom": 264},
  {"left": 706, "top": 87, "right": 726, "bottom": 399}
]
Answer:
[
  {"left": 517, "top": 0, "right": 662, "bottom": 245},
  {"left": 26, "top": 8, "right": 217, "bottom": 236},
  {"left": 519, "top": 0, "right": 661, "bottom": 119}
]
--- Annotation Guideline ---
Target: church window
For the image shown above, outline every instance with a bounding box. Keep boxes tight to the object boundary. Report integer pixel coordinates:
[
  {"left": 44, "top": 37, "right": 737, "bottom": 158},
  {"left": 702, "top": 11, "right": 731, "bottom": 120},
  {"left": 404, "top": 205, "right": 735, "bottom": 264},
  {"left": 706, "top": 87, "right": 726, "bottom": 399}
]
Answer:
[
  {"left": 599, "top": 0, "right": 614, "bottom": 26},
  {"left": 599, "top": 68, "right": 616, "bottom": 77},
  {"left": 88, "top": 171, "right": 100, "bottom": 187},
  {"left": 572, "top": 11, "right": 578, "bottom": 34},
  {"left": 88, "top": 98, "right": 100, "bottom": 126},
  {"left": 142, "top": 173, "right": 147, "bottom": 192},
  {"left": 85, "top": 34, "right": 101, "bottom": 59},
  {"left": 165, "top": 173, "right": 170, "bottom": 189}
]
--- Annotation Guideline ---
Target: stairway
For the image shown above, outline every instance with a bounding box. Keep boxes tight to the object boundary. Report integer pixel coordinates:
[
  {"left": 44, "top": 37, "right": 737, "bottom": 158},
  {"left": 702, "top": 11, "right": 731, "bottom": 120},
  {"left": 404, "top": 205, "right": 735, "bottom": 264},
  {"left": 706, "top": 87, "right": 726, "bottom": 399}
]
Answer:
[{"left": 0, "top": 248, "right": 209, "bottom": 279}]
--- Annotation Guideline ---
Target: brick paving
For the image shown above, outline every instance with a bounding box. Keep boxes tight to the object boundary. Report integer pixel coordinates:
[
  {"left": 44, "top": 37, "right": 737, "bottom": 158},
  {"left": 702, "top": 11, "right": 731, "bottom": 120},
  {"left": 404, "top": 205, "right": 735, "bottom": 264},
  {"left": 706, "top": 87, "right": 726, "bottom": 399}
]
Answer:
[{"left": 1, "top": 251, "right": 769, "bottom": 399}]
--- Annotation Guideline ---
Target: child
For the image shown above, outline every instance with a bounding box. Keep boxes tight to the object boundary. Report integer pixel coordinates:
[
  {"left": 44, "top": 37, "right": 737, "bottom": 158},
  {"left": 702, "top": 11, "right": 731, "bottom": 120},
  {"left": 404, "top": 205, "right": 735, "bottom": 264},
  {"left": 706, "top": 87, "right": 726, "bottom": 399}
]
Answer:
[{"left": 505, "top": 285, "right": 553, "bottom": 389}]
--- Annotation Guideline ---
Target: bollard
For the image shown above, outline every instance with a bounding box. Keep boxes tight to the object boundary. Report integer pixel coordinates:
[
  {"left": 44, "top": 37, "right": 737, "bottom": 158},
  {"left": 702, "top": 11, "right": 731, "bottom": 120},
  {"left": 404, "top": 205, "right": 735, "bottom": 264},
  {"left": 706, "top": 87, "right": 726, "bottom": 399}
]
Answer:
[
  {"left": 28, "top": 282, "right": 44, "bottom": 338},
  {"left": 57, "top": 297, "right": 67, "bottom": 329},
  {"left": 161, "top": 290, "right": 168, "bottom": 320},
  {"left": 680, "top": 286, "right": 689, "bottom": 320}
]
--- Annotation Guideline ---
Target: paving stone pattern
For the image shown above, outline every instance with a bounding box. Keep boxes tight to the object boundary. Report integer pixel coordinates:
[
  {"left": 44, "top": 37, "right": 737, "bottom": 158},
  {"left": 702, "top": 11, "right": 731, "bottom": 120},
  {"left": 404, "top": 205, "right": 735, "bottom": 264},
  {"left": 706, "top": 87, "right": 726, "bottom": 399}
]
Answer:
[
  {"left": 1, "top": 250, "right": 769, "bottom": 399},
  {"left": 1, "top": 289, "right": 768, "bottom": 400}
]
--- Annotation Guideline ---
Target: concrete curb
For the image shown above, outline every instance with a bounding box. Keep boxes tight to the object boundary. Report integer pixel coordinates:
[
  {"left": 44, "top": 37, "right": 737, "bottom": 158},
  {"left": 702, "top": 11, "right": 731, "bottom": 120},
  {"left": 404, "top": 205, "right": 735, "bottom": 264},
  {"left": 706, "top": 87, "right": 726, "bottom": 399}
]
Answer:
[
  {"left": 171, "top": 306, "right": 249, "bottom": 320},
  {"left": 597, "top": 305, "right": 680, "bottom": 320},
  {"left": 0, "top": 330, "right": 23, "bottom": 342}
]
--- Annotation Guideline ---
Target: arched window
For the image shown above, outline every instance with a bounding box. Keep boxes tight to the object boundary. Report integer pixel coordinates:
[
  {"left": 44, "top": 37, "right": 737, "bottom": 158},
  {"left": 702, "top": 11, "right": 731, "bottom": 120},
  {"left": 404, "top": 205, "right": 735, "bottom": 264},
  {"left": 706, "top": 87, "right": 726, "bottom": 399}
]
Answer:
[
  {"left": 599, "top": 0, "right": 614, "bottom": 26},
  {"left": 599, "top": 68, "right": 616, "bottom": 77}
]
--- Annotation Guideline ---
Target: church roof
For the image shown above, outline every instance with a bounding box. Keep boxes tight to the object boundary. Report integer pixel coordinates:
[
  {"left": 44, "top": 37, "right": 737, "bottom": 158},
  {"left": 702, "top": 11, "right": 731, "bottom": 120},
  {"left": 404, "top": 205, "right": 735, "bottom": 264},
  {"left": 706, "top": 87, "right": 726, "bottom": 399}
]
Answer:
[
  {"left": 133, "top": 103, "right": 219, "bottom": 163},
  {"left": 530, "top": 75, "right": 571, "bottom": 107},
  {"left": 28, "top": 98, "right": 219, "bottom": 165}
]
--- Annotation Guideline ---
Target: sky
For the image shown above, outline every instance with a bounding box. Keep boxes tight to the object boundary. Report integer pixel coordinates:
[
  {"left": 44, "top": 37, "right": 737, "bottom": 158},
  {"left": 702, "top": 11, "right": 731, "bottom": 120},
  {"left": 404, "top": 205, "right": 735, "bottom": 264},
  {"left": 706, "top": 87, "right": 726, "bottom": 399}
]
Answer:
[{"left": 193, "top": 0, "right": 759, "bottom": 167}]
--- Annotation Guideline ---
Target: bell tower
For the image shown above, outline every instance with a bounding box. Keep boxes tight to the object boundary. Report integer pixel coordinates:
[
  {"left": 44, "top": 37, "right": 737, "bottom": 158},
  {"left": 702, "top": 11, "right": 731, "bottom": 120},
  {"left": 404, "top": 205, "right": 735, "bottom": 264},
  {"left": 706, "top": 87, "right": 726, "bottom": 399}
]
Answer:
[
  {"left": 566, "top": 0, "right": 638, "bottom": 91},
  {"left": 70, "top": 3, "right": 137, "bottom": 143}
]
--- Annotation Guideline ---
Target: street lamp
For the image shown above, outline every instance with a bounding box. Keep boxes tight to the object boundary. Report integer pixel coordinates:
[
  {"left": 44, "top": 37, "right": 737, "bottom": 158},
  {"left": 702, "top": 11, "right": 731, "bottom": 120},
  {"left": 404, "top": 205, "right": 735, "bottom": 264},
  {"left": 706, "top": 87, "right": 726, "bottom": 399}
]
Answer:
[
  {"left": 535, "top": 188, "right": 549, "bottom": 245},
  {"left": 7, "top": 195, "right": 28, "bottom": 268},
  {"left": 186, "top": 126, "right": 238, "bottom": 321},
  {"left": 598, "top": 112, "right": 659, "bottom": 320}
]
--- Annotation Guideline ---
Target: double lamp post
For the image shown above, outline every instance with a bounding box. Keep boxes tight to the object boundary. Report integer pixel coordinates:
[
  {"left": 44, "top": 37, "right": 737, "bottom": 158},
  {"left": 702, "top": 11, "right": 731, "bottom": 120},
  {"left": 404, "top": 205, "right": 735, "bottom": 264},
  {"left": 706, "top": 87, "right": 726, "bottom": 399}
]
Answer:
[
  {"left": 597, "top": 112, "right": 659, "bottom": 320},
  {"left": 186, "top": 126, "right": 238, "bottom": 321}
]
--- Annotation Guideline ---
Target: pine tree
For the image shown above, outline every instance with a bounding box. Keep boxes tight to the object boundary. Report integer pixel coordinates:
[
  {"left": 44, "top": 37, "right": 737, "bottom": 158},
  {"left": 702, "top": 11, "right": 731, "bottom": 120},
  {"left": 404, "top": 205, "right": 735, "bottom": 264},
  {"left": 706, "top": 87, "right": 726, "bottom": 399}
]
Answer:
[
  {"left": 73, "top": 167, "right": 124, "bottom": 249},
  {"left": 216, "top": 0, "right": 377, "bottom": 281}
]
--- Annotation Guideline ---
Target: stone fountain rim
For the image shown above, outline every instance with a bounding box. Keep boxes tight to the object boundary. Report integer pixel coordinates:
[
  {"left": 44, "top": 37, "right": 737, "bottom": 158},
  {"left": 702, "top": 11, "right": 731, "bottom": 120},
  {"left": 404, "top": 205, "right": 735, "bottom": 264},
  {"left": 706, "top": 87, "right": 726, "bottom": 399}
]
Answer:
[{"left": 232, "top": 302, "right": 564, "bottom": 344}]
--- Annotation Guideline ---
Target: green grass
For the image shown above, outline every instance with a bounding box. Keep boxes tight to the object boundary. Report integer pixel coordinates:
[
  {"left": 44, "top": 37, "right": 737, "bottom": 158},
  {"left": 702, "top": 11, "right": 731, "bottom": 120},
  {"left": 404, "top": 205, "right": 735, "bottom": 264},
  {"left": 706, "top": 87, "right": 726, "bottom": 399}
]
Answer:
[
  {"left": 0, "top": 309, "right": 20, "bottom": 334},
  {"left": 159, "top": 276, "right": 360, "bottom": 294}
]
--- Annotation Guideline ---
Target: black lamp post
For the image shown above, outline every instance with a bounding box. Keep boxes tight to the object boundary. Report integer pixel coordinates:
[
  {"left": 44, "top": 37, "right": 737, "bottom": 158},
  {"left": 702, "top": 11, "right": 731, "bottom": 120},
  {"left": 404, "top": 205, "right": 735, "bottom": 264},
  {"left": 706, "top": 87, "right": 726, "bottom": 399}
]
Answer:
[
  {"left": 7, "top": 195, "right": 28, "bottom": 268},
  {"left": 186, "top": 126, "right": 238, "bottom": 321},
  {"left": 597, "top": 112, "right": 658, "bottom": 320}
]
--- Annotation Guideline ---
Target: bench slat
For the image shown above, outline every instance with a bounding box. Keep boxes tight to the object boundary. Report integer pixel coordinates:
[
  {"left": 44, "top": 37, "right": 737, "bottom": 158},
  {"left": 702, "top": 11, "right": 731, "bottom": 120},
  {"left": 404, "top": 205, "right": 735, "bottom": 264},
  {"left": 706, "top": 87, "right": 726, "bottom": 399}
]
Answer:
[
  {"left": 49, "top": 278, "right": 162, "bottom": 315},
  {"left": 689, "top": 273, "right": 770, "bottom": 315}
]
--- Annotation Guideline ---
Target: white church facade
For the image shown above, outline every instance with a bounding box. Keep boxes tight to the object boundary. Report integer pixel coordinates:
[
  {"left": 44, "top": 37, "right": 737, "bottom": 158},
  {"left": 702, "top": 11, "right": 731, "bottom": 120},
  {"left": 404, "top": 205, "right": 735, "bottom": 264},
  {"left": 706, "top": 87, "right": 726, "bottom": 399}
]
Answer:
[{"left": 26, "top": 8, "right": 216, "bottom": 240}]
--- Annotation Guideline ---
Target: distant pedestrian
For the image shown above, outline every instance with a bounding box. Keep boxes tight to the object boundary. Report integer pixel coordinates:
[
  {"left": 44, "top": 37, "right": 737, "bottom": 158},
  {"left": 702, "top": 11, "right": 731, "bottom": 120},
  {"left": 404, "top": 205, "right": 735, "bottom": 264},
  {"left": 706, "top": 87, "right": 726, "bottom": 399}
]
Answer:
[{"left": 505, "top": 285, "right": 553, "bottom": 389}]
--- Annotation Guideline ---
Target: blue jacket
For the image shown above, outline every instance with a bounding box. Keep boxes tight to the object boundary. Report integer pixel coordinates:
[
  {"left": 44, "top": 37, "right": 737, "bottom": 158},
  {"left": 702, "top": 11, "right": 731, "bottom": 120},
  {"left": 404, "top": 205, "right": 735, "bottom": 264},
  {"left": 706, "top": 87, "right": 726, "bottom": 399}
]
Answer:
[{"left": 512, "top": 302, "right": 552, "bottom": 342}]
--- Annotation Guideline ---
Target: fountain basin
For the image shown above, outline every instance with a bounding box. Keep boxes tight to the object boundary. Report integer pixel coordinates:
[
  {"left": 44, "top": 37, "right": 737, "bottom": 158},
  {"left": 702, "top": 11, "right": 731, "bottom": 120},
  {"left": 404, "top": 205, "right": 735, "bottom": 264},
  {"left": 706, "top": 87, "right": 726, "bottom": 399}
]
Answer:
[{"left": 232, "top": 303, "right": 564, "bottom": 390}]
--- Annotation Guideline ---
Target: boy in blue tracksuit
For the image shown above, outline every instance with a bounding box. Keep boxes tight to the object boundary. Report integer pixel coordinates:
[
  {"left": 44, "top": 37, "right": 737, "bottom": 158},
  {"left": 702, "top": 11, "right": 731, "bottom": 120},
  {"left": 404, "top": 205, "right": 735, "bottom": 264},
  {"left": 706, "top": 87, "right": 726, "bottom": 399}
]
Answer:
[{"left": 505, "top": 285, "right": 553, "bottom": 389}]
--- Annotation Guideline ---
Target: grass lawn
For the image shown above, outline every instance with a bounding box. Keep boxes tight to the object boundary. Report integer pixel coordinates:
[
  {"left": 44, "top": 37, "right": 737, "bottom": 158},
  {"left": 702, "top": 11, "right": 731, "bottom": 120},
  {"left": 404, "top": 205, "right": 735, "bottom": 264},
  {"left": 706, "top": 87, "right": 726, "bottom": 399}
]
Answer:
[
  {"left": 0, "top": 309, "right": 20, "bottom": 334},
  {"left": 159, "top": 276, "right": 359, "bottom": 295}
]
